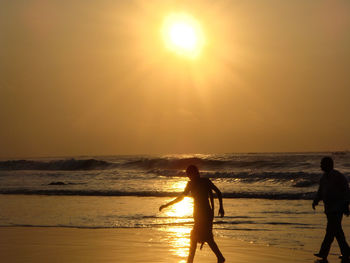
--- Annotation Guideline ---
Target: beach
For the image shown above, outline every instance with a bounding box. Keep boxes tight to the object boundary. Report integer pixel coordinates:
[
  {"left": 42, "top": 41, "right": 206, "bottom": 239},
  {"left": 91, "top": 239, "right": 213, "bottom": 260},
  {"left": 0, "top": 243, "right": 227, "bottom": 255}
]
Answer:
[
  {"left": 0, "top": 226, "right": 332, "bottom": 263},
  {"left": 0, "top": 194, "right": 349, "bottom": 263},
  {"left": 1, "top": 153, "right": 349, "bottom": 262}
]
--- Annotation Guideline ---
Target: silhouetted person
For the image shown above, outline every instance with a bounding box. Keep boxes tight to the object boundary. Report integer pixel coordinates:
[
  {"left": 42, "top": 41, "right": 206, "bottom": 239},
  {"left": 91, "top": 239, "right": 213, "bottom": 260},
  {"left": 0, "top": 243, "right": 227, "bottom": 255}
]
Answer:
[
  {"left": 159, "top": 165, "right": 225, "bottom": 263},
  {"left": 313, "top": 157, "right": 350, "bottom": 261}
]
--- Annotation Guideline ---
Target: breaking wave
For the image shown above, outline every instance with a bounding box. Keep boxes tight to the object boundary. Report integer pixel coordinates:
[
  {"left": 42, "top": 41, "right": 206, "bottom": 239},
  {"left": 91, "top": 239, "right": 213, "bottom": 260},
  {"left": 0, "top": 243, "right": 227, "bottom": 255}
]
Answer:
[
  {"left": 0, "top": 155, "right": 314, "bottom": 171},
  {"left": 121, "top": 157, "right": 312, "bottom": 170},
  {"left": 0, "top": 159, "right": 113, "bottom": 171}
]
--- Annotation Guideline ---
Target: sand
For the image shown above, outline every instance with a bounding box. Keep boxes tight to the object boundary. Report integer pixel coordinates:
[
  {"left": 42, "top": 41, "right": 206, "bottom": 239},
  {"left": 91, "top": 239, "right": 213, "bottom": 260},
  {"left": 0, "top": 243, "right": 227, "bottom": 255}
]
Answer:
[{"left": 0, "top": 227, "right": 339, "bottom": 263}]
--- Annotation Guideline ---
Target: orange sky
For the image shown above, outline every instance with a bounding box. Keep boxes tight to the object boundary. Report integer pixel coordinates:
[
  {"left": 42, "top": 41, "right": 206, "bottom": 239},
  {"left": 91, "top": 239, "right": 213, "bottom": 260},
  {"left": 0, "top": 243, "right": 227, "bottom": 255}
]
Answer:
[{"left": 1, "top": 0, "right": 350, "bottom": 157}]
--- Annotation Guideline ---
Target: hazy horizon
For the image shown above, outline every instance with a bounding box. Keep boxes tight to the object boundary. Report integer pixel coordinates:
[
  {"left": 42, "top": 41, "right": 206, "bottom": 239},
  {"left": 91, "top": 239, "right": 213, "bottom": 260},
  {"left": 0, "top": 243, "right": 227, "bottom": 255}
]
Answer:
[
  {"left": 2, "top": 150, "right": 350, "bottom": 160},
  {"left": 1, "top": 0, "right": 350, "bottom": 158}
]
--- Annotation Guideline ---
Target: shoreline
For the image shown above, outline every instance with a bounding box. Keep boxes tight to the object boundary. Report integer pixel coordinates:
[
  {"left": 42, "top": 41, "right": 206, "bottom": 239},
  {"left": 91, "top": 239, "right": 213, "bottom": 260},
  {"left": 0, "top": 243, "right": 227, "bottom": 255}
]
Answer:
[{"left": 0, "top": 226, "right": 341, "bottom": 263}]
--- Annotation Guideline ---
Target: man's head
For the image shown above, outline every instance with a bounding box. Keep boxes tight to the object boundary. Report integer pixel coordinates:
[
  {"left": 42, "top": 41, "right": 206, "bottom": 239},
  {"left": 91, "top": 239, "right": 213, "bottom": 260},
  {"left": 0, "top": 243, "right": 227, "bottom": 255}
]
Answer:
[
  {"left": 320, "top": 157, "right": 334, "bottom": 173},
  {"left": 186, "top": 165, "right": 200, "bottom": 180}
]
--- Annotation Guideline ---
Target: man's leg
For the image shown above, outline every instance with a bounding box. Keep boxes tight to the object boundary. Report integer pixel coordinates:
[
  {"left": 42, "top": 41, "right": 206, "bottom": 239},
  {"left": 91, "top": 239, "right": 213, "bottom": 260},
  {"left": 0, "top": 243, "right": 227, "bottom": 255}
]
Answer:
[
  {"left": 318, "top": 213, "right": 336, "bottom": 257},
  {"left": 207, "top": 237, "right": 225, "bottom": 263},
  {"left": 334, "top": 213, "right": 350, "bottom": 257},
  {"left": 187, "top": 236, "right": 197, "bottom": 263}
]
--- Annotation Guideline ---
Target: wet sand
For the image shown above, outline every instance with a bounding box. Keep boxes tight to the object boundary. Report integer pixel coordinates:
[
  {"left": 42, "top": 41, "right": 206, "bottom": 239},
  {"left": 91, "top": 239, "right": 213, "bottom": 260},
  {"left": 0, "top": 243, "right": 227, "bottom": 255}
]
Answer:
[{"left": 1, "top": 227, "right": 342, "bottom": 263}]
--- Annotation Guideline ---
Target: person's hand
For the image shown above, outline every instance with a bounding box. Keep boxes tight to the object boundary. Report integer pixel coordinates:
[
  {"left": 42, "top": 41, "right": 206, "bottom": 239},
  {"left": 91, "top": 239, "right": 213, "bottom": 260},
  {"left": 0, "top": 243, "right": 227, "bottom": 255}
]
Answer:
[
  {"left": 218, "top": 207, "right": 225, "bottom": 218},
  {"left": 312, "top": 200, "right": 318, "bottom": 210},
  {"left": 159, "top": 204, "right": 166, "bottom": 212},
  {"left": 345, "top": 204, "right": 349, "bottom": 217}
]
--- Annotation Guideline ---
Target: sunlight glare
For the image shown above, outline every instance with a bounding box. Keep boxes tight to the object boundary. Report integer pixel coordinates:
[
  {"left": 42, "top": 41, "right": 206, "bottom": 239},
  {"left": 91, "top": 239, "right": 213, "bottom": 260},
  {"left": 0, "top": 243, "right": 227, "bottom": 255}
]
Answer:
[
  {"left": 163, "top": 227, "right": 191, "bottom": 260},
  {"left": 158, "top": 180, "right": 193, "bottom": 261},
  {"left": 162, "top": 13, "right": 205, "bottom": 58},
  {"left": 166, "top": 197, "right": 193, "bottom": 217}
]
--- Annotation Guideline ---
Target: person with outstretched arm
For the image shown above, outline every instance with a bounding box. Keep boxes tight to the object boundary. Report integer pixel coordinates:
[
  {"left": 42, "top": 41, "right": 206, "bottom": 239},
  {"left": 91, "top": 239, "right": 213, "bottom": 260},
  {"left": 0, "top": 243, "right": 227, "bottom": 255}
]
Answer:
[{"left": 159, "top": 165, "right": 225, "bottom": 263}]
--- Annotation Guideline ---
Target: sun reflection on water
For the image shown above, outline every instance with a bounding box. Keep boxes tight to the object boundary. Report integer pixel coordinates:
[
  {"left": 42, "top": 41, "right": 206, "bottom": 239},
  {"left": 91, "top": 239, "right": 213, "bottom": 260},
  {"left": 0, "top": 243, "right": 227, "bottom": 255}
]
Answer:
[
  {"left": 170, "top": 180, "right": 188, "bottom": 191},
  {"left": 160, "top": 181, "right": 194, "bottom": 261},
  {"left": 166, "top": 196, "right": 193, "bottom": 217},
  {"left": 166, "top": 226, "right": 191, "bottom": 259}
]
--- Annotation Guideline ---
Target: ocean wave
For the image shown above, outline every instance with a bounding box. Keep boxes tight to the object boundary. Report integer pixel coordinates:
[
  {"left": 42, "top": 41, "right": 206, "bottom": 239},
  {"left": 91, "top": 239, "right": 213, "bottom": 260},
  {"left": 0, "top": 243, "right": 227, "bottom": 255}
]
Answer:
[
  {"left": 0, "top": 155, "right": 328, "bottom": 172},
  {"left": 120, "top": 157, "right": 227, "bottom": 170},
  {"left": 121, "top": 157, "right": 311, "bottom": 170},
  {"left": 149, "top": 169, "right": 320, "bottom": 186},
  {"left": 0, "top": 224, "right": 145, "bottom": 229},
  {"left": 2, "top": 153, "right": 349, "bottom": 173},
  {"left": 0, "top": 219, "right": 312, "bottom": 230},
  {"left": 0, "top": 189, "right": 316, "bottom": 200},
  {"left": 204, "top": 171, "right": 320, "bottom": 182},
  {"left": 0, "top": 159, "right": 114, "bottom": 171}
]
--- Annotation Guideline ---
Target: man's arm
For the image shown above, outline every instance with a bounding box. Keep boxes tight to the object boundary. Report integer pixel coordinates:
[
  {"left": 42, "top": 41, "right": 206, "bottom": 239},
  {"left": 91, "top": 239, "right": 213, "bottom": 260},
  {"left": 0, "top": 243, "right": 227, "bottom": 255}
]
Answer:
[
  {"left": 341, "top": 173, "right": 350, "bottom": 216},
  {"left": 159, "top": 183, "right": 190, "bottom": 211},
  {"left": 313, "top": 177, "right": 323, "bottom": 210},
  {"left": 340, "top": 173, "right": 350, "bottom": 198},
  {"left": 209, "top": 190, "right": 214, "bottom": 213},
  {"left": 210, "top": 182, "right": 224, "bottom": 217}
]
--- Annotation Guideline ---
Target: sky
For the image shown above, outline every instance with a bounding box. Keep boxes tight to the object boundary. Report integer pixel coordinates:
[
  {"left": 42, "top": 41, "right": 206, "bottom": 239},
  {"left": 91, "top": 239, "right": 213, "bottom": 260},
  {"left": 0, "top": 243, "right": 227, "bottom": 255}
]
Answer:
[{"left": 1, "top": 0, "right": 350, "bottom": 158}]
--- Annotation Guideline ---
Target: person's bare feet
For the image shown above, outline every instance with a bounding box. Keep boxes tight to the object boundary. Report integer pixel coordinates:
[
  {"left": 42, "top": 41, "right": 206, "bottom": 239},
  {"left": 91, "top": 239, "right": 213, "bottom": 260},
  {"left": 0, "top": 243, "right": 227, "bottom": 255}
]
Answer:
[
  {"left": 314, "top": 253, "right": 328, "bottom": 262},
  {"left": 314, "top": 253, "right": 327, "bottom": 260}
]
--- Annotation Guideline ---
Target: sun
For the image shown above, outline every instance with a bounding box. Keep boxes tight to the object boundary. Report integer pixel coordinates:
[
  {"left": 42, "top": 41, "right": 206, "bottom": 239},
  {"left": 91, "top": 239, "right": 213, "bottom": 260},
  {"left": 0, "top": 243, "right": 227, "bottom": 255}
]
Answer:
[{"left": 162, "top": 13, "right": 205, "bottom": 59}]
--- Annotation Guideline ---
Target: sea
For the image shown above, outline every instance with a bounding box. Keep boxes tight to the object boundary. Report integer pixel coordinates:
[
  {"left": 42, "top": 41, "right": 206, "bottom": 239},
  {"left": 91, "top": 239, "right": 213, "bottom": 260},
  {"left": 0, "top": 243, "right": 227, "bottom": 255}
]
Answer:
[{"left": 1, "top": 152, "right": 349, "bottom": 254}]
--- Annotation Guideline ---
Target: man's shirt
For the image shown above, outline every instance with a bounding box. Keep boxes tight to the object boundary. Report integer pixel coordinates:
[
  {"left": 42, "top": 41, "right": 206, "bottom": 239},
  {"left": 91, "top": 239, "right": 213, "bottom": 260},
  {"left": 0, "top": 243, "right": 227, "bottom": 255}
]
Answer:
[{"left": 315, "top": 169, "right": 350, "bottom": 214}]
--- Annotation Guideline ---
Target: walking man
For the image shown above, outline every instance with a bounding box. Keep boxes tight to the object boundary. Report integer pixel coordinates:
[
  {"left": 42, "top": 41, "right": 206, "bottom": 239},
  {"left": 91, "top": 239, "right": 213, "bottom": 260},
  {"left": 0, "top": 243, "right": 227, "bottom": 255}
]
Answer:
[{"left": 313, "top": 156, "right": 350, "bottom": 261}]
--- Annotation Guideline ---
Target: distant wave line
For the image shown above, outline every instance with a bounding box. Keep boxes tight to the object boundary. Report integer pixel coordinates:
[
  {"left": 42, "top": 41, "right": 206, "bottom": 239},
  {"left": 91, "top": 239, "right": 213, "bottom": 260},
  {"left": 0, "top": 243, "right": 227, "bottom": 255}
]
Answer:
[
  {"left": 0, "top": 189, "right": 315, "bottom": 200},
  {"left": 0, "top": 156, "right": 317, "bottom": 171}
]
